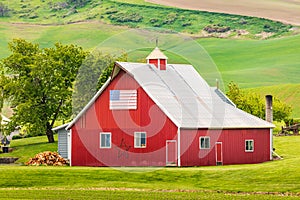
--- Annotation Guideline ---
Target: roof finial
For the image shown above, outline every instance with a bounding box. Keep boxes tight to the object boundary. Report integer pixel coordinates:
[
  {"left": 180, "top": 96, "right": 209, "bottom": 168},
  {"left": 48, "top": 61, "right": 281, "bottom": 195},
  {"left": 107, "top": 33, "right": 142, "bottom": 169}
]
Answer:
[{"left": 156, "top": 37, "right": 158, "bottom": 47}]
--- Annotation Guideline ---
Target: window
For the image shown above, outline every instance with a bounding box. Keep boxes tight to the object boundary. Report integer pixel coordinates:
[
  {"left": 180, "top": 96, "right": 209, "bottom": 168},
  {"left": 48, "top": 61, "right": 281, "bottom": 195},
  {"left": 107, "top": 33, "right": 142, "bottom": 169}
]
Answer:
[
  {"left": 199, "top": 137, "right": 210, "bottom": 149},
  {"left": 134, "top": 132, "right": 146, "bottom": 148},
  {"left": 109, "top": 90, "right": 137, "bottom": 110},
  {"left": 245, "top": 140, "right": 254, "bottom": 152},
  {"left": 100, "top": 132, "right": 111, "bottom": 148}
]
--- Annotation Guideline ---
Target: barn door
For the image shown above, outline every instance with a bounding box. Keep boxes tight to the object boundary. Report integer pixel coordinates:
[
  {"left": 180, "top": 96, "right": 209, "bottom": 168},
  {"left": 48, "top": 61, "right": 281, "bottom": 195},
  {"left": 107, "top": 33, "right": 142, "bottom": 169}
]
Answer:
[
  {"left": 215, "top": 142, "right": 223, "bottom": 165},
  {"left": 166, "top": 140, "right": 177, "bottom": 166}
]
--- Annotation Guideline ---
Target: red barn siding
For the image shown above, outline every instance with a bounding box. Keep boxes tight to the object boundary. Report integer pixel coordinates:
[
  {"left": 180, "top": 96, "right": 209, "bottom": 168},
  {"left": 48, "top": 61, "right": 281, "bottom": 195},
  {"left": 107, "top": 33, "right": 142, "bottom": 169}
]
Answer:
[
  {"left": 160, "top": 59, "right": 166, "bottom": 70},
  {"left": 180, "top": 129, "right": 270, "bottom": 166},
  {"left": 148, "top": 59, "right": 158, "bottom": 68},
  {"left": 71, "top": 70, "right": 178, "bottom": 166}
]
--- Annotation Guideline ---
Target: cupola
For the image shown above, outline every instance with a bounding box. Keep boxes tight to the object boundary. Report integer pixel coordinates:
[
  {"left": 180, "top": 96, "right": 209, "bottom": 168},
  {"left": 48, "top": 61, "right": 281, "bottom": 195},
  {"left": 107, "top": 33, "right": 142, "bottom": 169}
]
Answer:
[{"left": 146, "top": 47, "right": 168, "bottom": 70}]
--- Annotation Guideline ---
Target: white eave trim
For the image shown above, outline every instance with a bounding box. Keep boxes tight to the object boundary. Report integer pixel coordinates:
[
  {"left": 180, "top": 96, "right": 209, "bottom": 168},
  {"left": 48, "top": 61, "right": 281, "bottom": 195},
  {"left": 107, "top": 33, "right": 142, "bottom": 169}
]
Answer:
[
  {"left": 52, "top": 123, "right": 70, "bottom": 131},
  {"left": 66, "top": 77, "right": 112, "bottom": 130}
]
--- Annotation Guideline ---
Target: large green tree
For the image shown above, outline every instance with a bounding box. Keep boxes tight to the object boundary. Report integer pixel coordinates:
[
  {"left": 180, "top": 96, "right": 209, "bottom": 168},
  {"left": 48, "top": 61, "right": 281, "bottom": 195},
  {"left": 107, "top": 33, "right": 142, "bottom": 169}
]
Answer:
[
  {"left": 226, "top": 82, "right": 292, "bottom": 122},
  {"left": 72, "top": 52, "right": 127, "bottom": 115},
  {"left": 0, "top": 39, "right": 87, "bottom": 143}
]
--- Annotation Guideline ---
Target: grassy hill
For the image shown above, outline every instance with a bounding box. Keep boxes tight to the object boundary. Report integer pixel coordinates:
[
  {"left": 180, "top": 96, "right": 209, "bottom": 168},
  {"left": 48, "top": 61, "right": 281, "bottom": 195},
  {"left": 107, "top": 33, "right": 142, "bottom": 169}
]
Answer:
[
  {"left": 146, "top": 0, "right": 300, "bottom": 25},
  {"left": 0, "top": 21, "right": 299, "bottom": 118},
  {"left": 0, "top": 0, "right": 294, "bottom": 38},
  {"left": 245, "top": 84, "right": 300, "bottom": 118},
  {"left": 0, "top": 135, "right": 300, "bottom": 199},
  {"left": 0, "top": 0, "right": 299, "bottom": 118}
]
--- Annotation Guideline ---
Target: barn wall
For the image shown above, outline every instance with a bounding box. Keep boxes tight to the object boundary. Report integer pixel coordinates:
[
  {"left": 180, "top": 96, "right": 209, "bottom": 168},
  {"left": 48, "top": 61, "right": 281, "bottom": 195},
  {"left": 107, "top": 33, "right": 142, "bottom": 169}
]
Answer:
[
  {"left": 71, "top": 70, "right": 178, "bottom": 166},
  {"left": 58, "top": 129, "right": 69, "bottom": 159},
  {"left": 180, "top": 128, "right": 270, "bottom": 166}
]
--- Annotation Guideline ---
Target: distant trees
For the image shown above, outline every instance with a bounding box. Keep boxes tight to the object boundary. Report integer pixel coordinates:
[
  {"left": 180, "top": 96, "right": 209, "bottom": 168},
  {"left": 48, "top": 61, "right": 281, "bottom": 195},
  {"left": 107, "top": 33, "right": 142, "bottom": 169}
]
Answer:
[
  {"left": 0, "top": 39, "right": 87, "bottom": 143},
  {"left": 0, "top": 3, "right": 10, "bottom": 17},
  {"left": 226, "top": 82, "right": 292, "bottom": 122},
  {"left": 66, "top": 0, "right": 91, "bottom": 8},
  {"left": 72, "top": 52, "right": 127, "bottom": 115}
]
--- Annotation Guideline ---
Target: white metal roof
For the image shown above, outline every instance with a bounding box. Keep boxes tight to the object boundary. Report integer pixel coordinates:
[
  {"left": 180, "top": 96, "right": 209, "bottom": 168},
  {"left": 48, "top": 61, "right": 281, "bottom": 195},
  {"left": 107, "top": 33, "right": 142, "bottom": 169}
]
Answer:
[
  {"left": 115, "top": 62, "right": 274, "bottom": 129},
  {"left": 67, "top": 62, "right": 274, "bottom": 130}
]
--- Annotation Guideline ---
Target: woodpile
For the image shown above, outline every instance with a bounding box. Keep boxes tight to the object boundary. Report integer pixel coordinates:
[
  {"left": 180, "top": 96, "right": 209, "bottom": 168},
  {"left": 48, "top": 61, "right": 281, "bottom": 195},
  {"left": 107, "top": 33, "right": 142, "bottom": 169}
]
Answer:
[{"left": 26, "top": 151, "right": 69, "bottom": 166}]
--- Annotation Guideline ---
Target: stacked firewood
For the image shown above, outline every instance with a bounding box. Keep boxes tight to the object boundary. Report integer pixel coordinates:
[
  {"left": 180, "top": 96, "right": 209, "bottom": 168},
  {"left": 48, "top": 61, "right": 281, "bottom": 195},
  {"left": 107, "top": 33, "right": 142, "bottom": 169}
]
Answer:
[{"left": 26, "top": 151, "right": 69, "bottom": 166}]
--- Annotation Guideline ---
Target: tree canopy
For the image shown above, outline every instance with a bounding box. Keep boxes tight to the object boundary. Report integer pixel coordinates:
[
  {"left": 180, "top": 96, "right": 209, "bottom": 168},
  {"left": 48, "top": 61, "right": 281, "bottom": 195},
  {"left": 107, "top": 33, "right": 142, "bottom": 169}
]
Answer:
[
  {"left": 0, "top": 39, "right": 87, "bottom": 142},
  {"left": 226, "top": 82, "right": 292, "bottom": 122},
  {"left": 72, "top": 51, "right": 127, "bottom": 115}
]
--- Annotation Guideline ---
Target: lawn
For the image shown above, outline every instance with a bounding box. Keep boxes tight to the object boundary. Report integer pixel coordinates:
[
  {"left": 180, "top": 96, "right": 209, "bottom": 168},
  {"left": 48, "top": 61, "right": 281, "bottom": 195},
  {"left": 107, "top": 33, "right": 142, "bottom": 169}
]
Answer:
[{"left": 0, "top": 135, "right": 300, "bottom": 199}]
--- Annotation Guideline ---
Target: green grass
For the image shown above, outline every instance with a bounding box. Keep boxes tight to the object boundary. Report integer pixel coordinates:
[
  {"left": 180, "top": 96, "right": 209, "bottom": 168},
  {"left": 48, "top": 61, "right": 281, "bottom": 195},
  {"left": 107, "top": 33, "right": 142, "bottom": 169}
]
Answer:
[
  {"left": 0, "top": 135, "right": 58, "bottom": 164},
  {"left": 0, "top": 136, "right": 300, "bottom": 199}
]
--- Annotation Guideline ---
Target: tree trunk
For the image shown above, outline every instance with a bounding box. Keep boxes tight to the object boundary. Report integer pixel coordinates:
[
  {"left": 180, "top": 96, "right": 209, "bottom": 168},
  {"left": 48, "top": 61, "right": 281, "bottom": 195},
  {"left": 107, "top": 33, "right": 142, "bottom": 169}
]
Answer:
[{"left": 46, "top": 122, "right": 55, "bottom": 143}]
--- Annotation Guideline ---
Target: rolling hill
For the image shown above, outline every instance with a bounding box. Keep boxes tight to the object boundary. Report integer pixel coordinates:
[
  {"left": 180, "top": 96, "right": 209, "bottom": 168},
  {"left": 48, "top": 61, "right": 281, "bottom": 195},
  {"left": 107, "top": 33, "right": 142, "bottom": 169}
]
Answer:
[
  {"left": 146, "top": 0, "right": 300, "bottom": 25},
  {"left": 0, "top": 0, "right": 299, "bottom": 118}
]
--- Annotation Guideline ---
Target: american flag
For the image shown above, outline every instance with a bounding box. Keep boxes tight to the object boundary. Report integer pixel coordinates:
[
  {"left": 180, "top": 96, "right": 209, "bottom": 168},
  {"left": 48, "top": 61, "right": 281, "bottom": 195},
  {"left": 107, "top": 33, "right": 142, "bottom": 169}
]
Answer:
[{"left": 109, "top": 90, "right": 137, "bottom": 110}]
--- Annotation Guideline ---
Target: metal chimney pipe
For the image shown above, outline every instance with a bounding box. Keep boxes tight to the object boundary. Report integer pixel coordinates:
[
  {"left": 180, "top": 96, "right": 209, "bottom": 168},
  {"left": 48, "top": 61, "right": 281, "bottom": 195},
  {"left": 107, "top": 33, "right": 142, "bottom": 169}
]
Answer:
[{"left": 265, "top": 95, "right": 273, "bottom": 123}]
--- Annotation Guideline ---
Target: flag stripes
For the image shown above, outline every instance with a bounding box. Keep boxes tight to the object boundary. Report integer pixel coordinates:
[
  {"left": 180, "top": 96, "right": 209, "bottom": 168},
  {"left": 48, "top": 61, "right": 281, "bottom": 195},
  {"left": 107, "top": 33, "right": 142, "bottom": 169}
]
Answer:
[{"left": 109, "top": 90, "right": 137, "bottom": 110}]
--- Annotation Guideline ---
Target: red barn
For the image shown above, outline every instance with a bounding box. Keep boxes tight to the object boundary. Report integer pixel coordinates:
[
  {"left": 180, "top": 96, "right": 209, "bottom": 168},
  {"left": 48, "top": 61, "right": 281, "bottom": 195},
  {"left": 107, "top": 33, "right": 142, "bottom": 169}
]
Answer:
[{"left": 66, "top": 47, "right": 274, "bottom": 167}]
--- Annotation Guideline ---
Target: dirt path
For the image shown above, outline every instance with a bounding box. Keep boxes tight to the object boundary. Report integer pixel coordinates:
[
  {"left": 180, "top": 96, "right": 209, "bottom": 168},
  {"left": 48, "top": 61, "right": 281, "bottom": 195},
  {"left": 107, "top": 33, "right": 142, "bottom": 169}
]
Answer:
[{"left": 146, "top": 0, "right": 300, "bottom": 25}]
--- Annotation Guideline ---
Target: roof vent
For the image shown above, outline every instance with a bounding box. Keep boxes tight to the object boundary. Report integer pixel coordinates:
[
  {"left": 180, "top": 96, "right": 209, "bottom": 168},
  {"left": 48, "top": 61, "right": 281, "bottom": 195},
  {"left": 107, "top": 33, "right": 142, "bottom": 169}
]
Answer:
[{"left": 146, "top": 47, "right": 168, "bottom": 70}]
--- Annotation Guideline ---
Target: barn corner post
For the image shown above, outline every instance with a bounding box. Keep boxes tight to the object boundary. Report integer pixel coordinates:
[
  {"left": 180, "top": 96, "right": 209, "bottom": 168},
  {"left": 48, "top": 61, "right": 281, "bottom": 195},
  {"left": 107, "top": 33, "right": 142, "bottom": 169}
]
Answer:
[{"left": 265, "top": 95, "right": 273, "bottom": 161}]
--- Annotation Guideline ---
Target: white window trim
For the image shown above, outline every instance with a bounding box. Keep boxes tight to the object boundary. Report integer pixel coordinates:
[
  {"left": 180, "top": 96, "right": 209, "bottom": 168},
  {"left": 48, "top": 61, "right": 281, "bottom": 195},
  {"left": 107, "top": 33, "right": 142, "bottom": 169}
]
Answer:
[
  {"left": 245, "top": 139, "right": 254, "bottom": 152},
  {"left": 199, "top": 136, "right": 210, "bottom": 149},
  {"left": 134, "top": 132, "right": 146, "bottom": 148},
  {"left": 100, "top": 132, "right": 111, "bottom": 149}
]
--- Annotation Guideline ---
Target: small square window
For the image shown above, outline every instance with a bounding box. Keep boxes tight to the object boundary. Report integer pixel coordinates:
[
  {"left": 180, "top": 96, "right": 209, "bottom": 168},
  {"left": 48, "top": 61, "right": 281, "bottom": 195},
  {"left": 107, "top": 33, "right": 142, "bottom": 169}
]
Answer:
[
  {"left": 100, "top": 132, "right": 111, "bottom": 148},
  {"left": 199, "top": 137, "right": 210, "bottom": 149},
  {"left": 245, "top": 140, "right": 254, "bottom": 152},
  {"left": 134, "top": 132, "right": 146, "bottom": 148}
]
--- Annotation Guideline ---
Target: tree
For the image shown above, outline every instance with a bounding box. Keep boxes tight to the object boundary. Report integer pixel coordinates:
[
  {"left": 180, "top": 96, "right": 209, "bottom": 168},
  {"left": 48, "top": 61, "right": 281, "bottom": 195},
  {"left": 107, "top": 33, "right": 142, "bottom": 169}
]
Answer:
[
  {"left": 0, "top": 3, "right": 9, "bottom": 17},
  {"left": 0, "top": 39, "right": 87, "bottom": 143},
  {"left": 72, "top": 51, "right": 127, "bottom": 115},
  {"left": 226, "top": 82, "right": 291, "bottom": 122}
]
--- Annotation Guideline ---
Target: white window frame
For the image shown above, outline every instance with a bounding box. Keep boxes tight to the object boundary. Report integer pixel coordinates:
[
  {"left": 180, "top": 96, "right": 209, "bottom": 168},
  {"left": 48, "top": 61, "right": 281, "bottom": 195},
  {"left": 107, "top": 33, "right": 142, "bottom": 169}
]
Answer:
[
  {"left": 134, "top": 132, "right": 146, "bottom": 148},
  {"left": 199, "top": 136, "right": 210, "bottom": 149},
  {"left": 245, "top": 140, "right": 254, "bottom": 152},
  {"left": 100, "top": 132, "right": 111, "bottom": 149}
]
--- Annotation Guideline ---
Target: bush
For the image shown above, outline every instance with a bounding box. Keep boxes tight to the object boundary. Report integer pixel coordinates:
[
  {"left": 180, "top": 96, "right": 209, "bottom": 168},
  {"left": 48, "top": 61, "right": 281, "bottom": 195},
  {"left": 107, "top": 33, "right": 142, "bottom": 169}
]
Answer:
[
  {"left": 108, "top": 12, "right": 143, "bottom": 23},
  {"left": 204, "top": 24, "right": 231, "bottom": 33},
  {"left": 162, "top": 12, "right": 177, "bottom": 24}
]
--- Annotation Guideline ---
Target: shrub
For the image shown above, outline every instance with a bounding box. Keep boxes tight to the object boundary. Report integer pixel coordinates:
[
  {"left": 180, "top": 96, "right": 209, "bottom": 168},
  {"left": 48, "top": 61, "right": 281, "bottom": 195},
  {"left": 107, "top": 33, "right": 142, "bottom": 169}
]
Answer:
[
  {"left": 162, "top": 12, "right": 177, "bottom": 24},
  {"left": 182, "top": 21, "right": 192, "bottom": 27},
  {"left": 204, "top": 24, "right": 231, "bottom": 33},
  {"left": 108, "top": 12, "right": 143, "bottom": 23},
  {"left": 149, "top": 18, "right": 158, "bottom": 23}
]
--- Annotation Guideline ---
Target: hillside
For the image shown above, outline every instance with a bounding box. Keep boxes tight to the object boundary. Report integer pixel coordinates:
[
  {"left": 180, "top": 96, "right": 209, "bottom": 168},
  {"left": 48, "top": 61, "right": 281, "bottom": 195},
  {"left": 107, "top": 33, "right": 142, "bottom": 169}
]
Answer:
[
  {"left": 146, "top": 0, "right": 300, "bottom": 26},
  {"left": 246, "top": 84, "right": 300, "bottom": 118},
  {"left": 0, "top": 0, "right": 299, "bottom": 118},
  {"left": 0, "top": 0, "right": 294, "bottom": 39}
]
